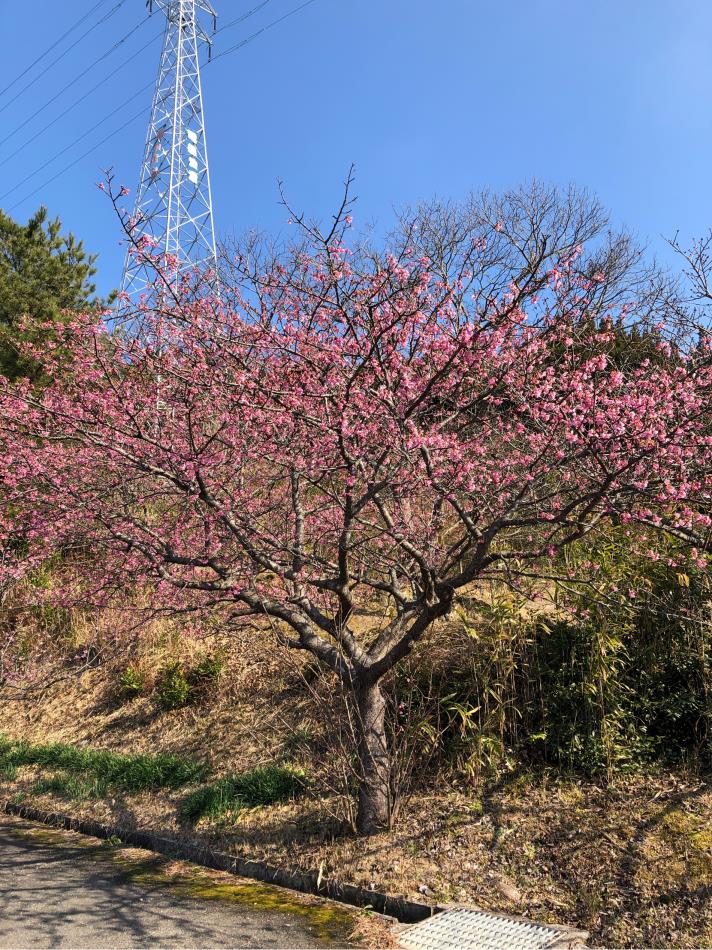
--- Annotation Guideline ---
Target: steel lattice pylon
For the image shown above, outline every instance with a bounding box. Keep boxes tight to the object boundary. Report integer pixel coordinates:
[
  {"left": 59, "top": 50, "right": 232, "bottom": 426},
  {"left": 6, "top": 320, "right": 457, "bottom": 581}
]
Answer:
[{"left": 121, "top": 0, "right": 218, "bottom": 300}]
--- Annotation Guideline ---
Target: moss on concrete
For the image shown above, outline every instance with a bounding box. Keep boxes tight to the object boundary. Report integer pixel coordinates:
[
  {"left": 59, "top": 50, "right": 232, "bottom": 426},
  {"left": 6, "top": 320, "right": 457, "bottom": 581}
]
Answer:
[{"left": 6, "top": 820, "right": 356, "bottom": 945}]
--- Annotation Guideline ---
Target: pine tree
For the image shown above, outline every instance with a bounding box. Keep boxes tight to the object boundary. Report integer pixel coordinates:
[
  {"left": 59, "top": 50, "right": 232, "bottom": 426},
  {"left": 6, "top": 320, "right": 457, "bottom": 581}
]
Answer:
[{"left": 0, "top": 206, "right": 103, "bottom": 381}]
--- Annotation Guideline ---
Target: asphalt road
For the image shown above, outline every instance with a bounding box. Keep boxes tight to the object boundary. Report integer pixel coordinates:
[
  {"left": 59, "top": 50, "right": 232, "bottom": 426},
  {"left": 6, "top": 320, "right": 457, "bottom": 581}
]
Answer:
[{"left": 0, "top": 816, "right": 351, "bottom": 949}]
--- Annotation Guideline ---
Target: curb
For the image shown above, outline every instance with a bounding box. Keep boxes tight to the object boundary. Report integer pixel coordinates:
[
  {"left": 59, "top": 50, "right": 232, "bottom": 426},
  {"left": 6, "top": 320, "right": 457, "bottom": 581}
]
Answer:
[{"left": 2, "top": 801, "right": 437, "bottom": 924}]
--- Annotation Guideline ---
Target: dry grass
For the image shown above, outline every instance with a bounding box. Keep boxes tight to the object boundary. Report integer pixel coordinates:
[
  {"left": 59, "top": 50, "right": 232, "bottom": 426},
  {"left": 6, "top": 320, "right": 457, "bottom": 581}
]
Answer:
[
  {"left": 2, "top": 632, "right": 711, "bottom": 949},
  {"left": 348, "top": 913, "right": 402, "bottom": 949}
]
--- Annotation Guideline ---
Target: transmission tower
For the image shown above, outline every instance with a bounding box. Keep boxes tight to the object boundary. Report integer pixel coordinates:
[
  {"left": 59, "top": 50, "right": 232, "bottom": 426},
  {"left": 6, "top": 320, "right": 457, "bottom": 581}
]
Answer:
[{"left": 121, "top": 0, "right": 218, "bottom": 301}]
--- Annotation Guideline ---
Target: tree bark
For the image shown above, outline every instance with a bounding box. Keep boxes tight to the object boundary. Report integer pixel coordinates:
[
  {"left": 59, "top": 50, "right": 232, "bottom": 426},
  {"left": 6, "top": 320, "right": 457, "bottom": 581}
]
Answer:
[{"left": 354, "top": 679, "right": 391, "bottom": 835}]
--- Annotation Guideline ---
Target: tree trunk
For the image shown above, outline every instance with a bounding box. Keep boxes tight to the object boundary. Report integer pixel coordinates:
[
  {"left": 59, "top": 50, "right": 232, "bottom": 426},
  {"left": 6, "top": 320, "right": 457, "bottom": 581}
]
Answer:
[{"left": 354, "top": 680, "right": 391, "bottom": 835}]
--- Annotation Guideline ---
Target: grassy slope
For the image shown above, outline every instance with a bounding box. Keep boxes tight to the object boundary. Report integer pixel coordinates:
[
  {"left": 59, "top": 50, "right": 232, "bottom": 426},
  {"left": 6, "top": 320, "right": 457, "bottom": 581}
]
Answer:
[{"left": 1, "top": 652, "right": 710, "bottom": 949}]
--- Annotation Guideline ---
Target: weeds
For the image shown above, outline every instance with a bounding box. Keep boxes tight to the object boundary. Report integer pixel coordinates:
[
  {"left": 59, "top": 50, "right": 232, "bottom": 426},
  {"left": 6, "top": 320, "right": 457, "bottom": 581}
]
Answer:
[
  {"left": 181, "top": 765, "right": 308, "bottom": 824},
  {"left": 32, "top": 772, "right": 109, "bottom": 801},
  {"left": 156, "top": 661, "right": 192, "bottom": 710},
  {"left": 118, "top": 665, "right": 146, "bottom": 701},
  {"left": 155, "top": 653, "right": 225, "bottom": 710},
  {"left": 191, "top": 653, "right": 225, "bottom": 683},
  {"left": 0, "top": 735, "right": 206, "bottom": 791},
  {"left": 0, "top": 762, "right": 17, "bottom": 780},
  {"left": 1, "top": 734, "right": 307, "bottom": 825},
  {"left": 282, "top": 725, "right": 314, "bottom": 756}
]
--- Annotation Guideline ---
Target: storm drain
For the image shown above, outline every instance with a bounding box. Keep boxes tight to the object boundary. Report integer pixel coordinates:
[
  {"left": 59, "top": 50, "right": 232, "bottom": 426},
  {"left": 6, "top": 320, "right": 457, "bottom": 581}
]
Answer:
[{"left": 398, "top": 907, "right": 588, "bottom": 950}]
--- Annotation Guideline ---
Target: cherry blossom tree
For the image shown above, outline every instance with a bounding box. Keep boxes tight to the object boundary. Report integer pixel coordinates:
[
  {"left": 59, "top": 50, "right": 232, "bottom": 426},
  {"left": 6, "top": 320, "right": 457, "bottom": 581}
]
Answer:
[{"left": 1, "top": 183, "right": 710, "bottom": 833}]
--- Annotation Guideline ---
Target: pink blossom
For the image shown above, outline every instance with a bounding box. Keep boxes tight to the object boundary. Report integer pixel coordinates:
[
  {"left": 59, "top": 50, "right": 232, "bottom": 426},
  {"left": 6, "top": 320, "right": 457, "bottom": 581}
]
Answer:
[{"left": 0, "top": 232, "right": 709, "bottom": 736}]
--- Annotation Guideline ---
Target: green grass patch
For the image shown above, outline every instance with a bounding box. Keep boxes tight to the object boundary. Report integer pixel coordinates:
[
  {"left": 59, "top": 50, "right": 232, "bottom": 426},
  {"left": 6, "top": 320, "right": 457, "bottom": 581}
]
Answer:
[
  {"left": 32, "top": 772, "right": 110, "bottom": 801},
  {"left": 1, "top": 736, "right": 307, "bottom": 824},
  {"left": 181, "top": 765, "right": 308, "bottom": 824},
  {"left": 0, "top": 734, "right": 206, "bottom": 792}
]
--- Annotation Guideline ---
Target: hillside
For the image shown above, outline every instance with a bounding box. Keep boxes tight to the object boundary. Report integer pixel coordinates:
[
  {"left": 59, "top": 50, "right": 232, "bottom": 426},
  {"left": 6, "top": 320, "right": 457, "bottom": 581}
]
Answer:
[{"left": 2, "top": 626, "right": 710, "bottom": 949}]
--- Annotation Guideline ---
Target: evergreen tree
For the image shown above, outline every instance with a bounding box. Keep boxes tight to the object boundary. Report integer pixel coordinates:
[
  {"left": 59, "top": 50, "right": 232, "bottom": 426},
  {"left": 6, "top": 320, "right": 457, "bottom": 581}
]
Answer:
[{"left": 0, "top": 206, "right": 103, "bottom": 381}]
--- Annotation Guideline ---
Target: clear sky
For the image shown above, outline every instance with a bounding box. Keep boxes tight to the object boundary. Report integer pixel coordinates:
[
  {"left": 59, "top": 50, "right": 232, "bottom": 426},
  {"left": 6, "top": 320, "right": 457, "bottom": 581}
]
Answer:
[{"left": 1, "top": 0, "right": 711, "bottom": 297}]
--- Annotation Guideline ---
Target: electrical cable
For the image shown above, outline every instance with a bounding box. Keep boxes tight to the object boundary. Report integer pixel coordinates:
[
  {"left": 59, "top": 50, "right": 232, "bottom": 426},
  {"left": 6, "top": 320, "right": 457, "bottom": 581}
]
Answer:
[
  {"left": 0, "top": 0, "right": 129, "bottom": 117},
  {"left": 212, "top": 0, "right": 319, "bottom": 62},
  {"left": 0, "top": 86, "right": 150, "bottom": 204},
  {"left": 218, "top": 0, "right": 276, "bottom": 34},
  {"left": 0, "top": 27, "right": 163, "bottom": 168},
  {"left": 2, "top": 15, "right": 158, "bottom": 148},
  {"left": 4, "top": 0, "right": 323, "bottom": 213},
  {"left": 0, "top": 0, "right": 113, "bottom": 100},
  {"left": 1, "top": 0, "right": 276, "bottom": 169},
  {"left": 8, "top": 105, "right": 151, "bottom": 213}
]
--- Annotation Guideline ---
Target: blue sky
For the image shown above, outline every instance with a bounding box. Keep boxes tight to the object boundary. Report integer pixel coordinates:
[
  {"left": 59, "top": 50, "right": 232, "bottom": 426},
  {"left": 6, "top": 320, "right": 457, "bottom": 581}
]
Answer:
[{"left": 1, "top": 0, "right": 711, "bottom": 297}]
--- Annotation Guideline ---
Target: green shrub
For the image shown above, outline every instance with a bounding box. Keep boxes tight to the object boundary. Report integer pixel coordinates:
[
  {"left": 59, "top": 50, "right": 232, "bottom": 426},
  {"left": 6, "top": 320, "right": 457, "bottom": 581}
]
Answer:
[
  {"left": 154, "top": 654, "right": 225, "bottom": 708},
  {"left": 188, "top": 652, "right": 226, "bottom": 701},
  {"left": 529, "top": 618, "right": 650, "bottom": 773},
  {"left": 624, "top": 561, "right": 711, "bottom": 766},
  {"left": 536, "top": 535, "right": 712, "bottom": 773},
  {"left": 191, "top": 653, "right": 225, "bottom": 683},
  {"left": 156, "top": 661, "right": 191, "bottom": 710},
  {"left": 181, "top": 765, "right": 308, "bottom": 824},
  {"left": 387, "top": 532, "right": 710, "bottom": 785},
  {"left": 118, "top": 665, "right": 146, "bottom": 700}
]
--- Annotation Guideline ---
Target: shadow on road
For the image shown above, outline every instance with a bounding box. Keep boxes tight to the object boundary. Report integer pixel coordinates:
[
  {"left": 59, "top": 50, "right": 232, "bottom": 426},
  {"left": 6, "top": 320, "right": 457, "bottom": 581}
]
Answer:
[{"left": 0, "top": 816, "right": 351, "bottom": 949}]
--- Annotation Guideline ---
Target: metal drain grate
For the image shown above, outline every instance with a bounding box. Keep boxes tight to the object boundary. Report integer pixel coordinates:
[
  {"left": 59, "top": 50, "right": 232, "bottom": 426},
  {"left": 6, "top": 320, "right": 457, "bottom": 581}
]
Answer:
[{"left": 399, "top": 908, "right": 587, "bottom": 950}]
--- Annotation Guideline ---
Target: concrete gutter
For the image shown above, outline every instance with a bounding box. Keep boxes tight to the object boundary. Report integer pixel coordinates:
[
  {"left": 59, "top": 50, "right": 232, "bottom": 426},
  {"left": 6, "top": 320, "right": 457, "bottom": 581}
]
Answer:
[
  {"left": 2, "top": 801, "right": 436, "bottom": 924},
  {"left": 3, "top": 802, "right": 590, "bottom": 947}
]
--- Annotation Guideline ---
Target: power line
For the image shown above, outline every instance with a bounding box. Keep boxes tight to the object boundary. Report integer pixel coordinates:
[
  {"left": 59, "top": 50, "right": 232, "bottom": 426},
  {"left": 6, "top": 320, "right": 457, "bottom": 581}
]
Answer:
[
  {"left": 1, "top": 0, "right": 276, "bottom": 171},
  {"left": 0, "top": 0, "right": 129, "bottom": 118},
  {"left": 2, "top": 15, "right": 157, "bottom": 148},
  {"left": 0, "top": 0, "right": 113, "bottom": 100},
  {"left": 0, "top": 86, "right": 150, "bottom": 205},
  {"left": 213, "top": 0, "right": 319, "bottom": 62},
  {"left": 0, "top": 26, "right": 160, "bottom": 169},
  {"left": 6, "top": 0, "right": 323, "bottom": 213},
  {"left": 8, "top": 106, "right": 151, "bottom": 213},
  {"left": 219, "top": 0, "right": 276, "bottom": 33}
]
